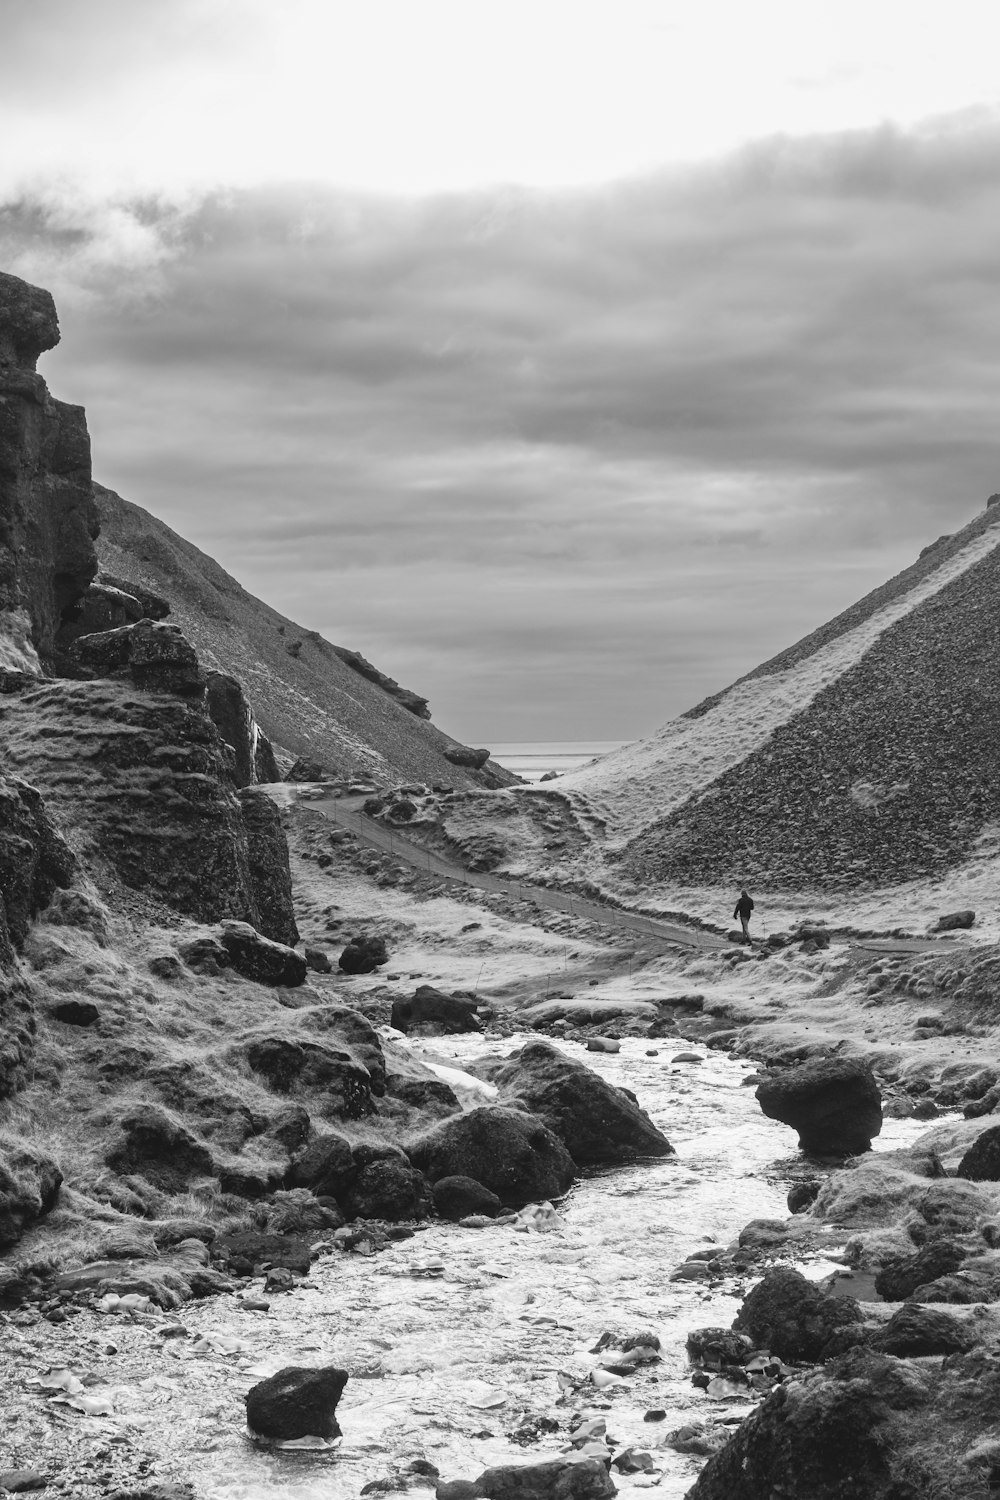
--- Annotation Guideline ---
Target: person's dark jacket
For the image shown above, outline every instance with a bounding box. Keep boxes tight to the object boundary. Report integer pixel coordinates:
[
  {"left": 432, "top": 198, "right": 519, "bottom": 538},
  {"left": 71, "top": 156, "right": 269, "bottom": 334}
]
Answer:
[{"left": 734, "top": 894, "right": 754, "bottom": 921}]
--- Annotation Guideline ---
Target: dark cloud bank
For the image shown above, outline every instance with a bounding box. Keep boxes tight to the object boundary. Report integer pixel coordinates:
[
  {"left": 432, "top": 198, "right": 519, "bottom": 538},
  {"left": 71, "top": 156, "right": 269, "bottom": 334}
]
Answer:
[{"left": 3, "top": 116, "right": 1000, "bottom": 739}]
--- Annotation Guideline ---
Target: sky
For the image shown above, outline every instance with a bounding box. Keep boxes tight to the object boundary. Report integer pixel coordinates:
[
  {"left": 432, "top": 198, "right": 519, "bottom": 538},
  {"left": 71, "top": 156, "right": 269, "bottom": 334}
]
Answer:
[{"left": 4, "top": 1, "right": 1000, "bottom": 742}]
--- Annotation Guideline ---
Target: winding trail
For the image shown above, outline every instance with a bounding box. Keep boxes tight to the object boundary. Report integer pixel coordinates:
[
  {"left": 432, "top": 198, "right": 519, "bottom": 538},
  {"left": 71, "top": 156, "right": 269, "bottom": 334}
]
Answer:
[{"left": 285, "top": 792, "right": 958, "bottom": 960}]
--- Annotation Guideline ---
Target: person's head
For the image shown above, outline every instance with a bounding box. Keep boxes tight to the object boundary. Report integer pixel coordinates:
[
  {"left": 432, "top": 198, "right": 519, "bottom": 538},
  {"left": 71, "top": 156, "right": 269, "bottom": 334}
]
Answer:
[{"left": 740, "top": 888, "right": 749, "bottom": 897}]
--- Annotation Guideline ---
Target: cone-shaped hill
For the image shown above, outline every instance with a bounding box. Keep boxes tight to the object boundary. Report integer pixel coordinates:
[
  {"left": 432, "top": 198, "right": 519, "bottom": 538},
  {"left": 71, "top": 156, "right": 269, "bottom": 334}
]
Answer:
[
  {"left": 94, "top": 484, "right": 517, "bottom": 791},
  {"left": 561, "top": 500, "right": 1000, "bottom": 892}
]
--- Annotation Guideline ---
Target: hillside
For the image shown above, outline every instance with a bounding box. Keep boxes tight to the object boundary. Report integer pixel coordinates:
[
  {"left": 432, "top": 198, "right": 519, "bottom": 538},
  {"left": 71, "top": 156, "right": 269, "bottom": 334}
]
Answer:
[{"left": 93, "top": 484, "right": 517, "bottom": 792}]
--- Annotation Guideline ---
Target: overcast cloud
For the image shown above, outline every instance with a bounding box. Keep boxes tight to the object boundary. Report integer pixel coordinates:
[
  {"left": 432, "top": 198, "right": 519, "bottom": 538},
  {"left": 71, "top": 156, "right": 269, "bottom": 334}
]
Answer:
[{"left": 4, "top": 6, "right": 1000, "bottom": 739}]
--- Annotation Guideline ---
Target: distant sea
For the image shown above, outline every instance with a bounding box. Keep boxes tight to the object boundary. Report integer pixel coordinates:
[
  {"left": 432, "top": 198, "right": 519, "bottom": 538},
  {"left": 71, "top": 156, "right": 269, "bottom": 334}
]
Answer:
[{"left": 489, "top": 740, "right": 629, "bottom": 784}]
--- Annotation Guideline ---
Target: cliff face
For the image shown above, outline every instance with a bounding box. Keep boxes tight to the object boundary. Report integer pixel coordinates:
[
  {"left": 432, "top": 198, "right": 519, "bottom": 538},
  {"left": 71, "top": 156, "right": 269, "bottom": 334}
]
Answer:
[{"left": 0, "top": 273, "right": 98, "bottom": 671}]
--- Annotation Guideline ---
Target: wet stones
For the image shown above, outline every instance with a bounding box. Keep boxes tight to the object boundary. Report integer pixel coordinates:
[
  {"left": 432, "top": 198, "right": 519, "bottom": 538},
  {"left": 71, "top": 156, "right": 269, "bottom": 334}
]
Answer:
[
  {"left": 245, "top": 1365, "right": 349, "bottom": 1443},
  {"left": 436, "top": 1457, "right": 616, "bottom": 1499},
  {"left": 756, "top": 1056, "right": 882, "bottom": 1156},
  {"left": 432, "top": 1175, "right": 502, "bottom": 1221},
  {"left": 874, "top": 1239, "right": 968, "bottom": 1300},
  {"left": 406, "top": 1105, "right": 575, "bottom": 1208},
  {"left": 491, "top": 1040, "right": 673, "bottom": 1167},
  {"left": 390, "top": 984, "right": 482, "bottom": 1035},
  {"left": 342, "top": 1145, "right": 433, "bottom": 1222}
]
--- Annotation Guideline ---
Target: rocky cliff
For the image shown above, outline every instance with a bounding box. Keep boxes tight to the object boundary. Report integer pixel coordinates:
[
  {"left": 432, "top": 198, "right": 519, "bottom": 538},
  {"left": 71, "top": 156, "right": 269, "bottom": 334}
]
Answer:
[
  {"left": 0, "top": 273, "right": 98, "bottom": 673},
  {"left": 93, "top": 484, "right": 517, "bottom": 791}
]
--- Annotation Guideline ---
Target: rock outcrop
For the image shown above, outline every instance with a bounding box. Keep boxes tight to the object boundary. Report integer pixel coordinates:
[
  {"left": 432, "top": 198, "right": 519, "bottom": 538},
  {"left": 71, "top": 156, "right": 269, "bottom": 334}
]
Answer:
[
  {"left": 0, "top": 1141, "right": 62, "bottom": 1250},
  {"left": 390, "top": 984, "right": 483, "bottom": 1035},
  {"left": 756, "top": 1057, "right": 882, "bottom": 1156},
  {"left": 732, "top": 1269, "right": 862, "bottom": 1362},
  {"left": 0, "top": 774, "right": 75, "bottom": 963},
  {"left": 491, "top": 1040, "right": 674, "bottom": 1166},
  {"left": 0, "top": 272, "right": 99, "bottom": 670}
]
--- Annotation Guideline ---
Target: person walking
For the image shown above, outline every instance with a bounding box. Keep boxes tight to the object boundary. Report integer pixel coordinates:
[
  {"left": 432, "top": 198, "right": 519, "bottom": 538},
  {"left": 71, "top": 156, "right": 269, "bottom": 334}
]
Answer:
[{"left": 734, "top": 888, "right": 754, "bottom": 944}]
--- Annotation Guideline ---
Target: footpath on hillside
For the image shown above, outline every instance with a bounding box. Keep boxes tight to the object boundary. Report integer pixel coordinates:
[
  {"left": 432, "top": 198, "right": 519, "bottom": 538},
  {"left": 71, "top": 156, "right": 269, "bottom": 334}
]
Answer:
[{"left": 306, "top": 793, "right": 729, "bottom": 953}]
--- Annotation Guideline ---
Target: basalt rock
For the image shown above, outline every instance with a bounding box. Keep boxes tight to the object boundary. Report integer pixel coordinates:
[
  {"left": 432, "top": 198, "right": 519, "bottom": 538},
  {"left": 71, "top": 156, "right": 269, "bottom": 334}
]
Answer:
[
  {"left": 443, "top": 745, "right": 491, "bottom": 770},
  {"left": 406, "top": 1105, "right": 576, "bottom": 1209},
  {"left": 733, "top": 1268, "right": 863, "bottom": 1362},
  {"left": 436, "top": 1458, "right": 616, "bottom": 1499},
  {"left": 0, "top": 1142, "right": 62, "bottom": 1250},
  {"left": 331, "top": 646, "right": 431, "bottom": 720},
  {"left": 205, "top": 672, "right": 277, "bottom": 789},
  {"left": 339, "top": 934, "right": 388, "bottom": 974},
  {"left": 390, "top": 984, "right": 482, "bottom": 1035},
  {"left": 97, "top": 572, "right": 170, "bottom": 622},
  {"left": 958, "top": 1125, "right": 1000, "bottom": 1181},
  {"left": 492, "top": 1040, "right": 674, "bottom": 1167},
  {"left": 72, "top": 619, "right": 204, "bottom": 696},
  {"left": 232, "top": 793, "right": 299, "bottom": 945},
  {"left": 0, "top": 272, "right": 99, "bottom": 670},
  {"left": 874, "top": 1239, "right": 968, "bottom": 1300},
  {"left": 342, "top": 1146, "right": 432, "bottom": 1222},
  {"left": 756, "top": 1057, "right": 882, "bottom": 1156},
  {"left": 104, "top": 1104, "right": 214, "bottom": 1195},
  {"left": 432, "top": 1175, "right": 502, "bottom": 1221},
  {"left": 245, "top": 1365, "right": 349, "bottom": 1443},
  {"left": 0, "top": 774, "right": 75, "bottom": 962},
  {"left": 872, "top": 1303, "right": 977, "bottom": 1356},
  {"left": 244, "top": 1038, "right": 374, "bottom": 1118},
  {"left": 289, "top": 1132, "right": 356, "bottom": 1200}
]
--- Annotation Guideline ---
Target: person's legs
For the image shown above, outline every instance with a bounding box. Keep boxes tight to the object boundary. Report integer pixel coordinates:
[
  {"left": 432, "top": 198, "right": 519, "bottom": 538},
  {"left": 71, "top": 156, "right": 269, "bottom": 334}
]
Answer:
[{"left": 740, "top": 914, "right": 751, "bottom": 943}]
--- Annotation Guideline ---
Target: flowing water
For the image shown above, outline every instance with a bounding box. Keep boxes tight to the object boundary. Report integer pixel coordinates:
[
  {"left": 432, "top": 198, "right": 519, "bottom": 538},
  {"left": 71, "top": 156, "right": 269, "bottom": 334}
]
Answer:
[{"left": 170, "top": 1036, "right": 805, "bottom": 1498}]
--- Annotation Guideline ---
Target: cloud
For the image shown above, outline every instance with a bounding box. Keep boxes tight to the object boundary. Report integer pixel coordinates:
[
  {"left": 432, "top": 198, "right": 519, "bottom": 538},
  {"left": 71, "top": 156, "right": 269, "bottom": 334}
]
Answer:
[{"left": 5, "top": 115, "right": 1000, "bottom": 738}]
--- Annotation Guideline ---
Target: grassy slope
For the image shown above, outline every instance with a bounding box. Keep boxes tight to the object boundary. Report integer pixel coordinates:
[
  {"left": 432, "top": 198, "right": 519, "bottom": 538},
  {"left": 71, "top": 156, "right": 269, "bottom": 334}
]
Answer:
[{"left": 93, "top": 485, "right": 518, "bottom": 792}]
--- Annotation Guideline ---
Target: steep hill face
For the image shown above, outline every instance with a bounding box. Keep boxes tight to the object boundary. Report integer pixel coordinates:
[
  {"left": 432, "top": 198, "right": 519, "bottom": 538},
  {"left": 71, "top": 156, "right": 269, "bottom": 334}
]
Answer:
[
  {"left": 559, "top": 501, "right": 1000, "bottom": 893},
  {"left": 94, "top": 484, "right": 516, "bottom": 791}
]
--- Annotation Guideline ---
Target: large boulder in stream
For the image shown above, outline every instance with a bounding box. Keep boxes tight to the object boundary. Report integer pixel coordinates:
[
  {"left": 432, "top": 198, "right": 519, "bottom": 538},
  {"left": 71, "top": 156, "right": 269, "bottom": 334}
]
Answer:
[
  {"left": 733, "top": 1269, "right": 862, "bottom": 1363},
  {"left": 491, "top": 1040, "right": 673, "bottom": 1166},
  {"left": 756, "top": 1056, "right": 882, "bottom": 1156},
  {"left": 391, "top": 984, "right": 482, "bottom": 1035},
  {"left": 245, "top": 1365, "right": 348, "bottom": 1442},
  {"left": 406, "top": 1105, "right": 575, "bottom": 1208}
]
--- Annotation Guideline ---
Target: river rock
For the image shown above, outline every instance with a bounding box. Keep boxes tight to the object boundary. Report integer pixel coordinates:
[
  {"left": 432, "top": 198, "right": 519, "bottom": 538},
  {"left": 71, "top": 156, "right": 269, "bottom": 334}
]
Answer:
[
  {"left": 756, "top": 1057, "right": 882, "bottom": 1155},
  {"left": 339, "top": 934, "right": 388, "bottom": 974},
  {"left": 874, "top": 1239, "right": 968, "bottom": 1300},
  {"left": 733, "top": 1268, "right": 863, "bottom": 1362},
  {"left": 245, "top": 1365, "right": 348, "bottom": 1442},
  {"left": 0, "top": 1144, "right": 62, "bottom": 1250},
  {"left": 957, "top": 1125, "right": 1000, "bottom": 1181},
  {"left": 932, "top": 910, "right": 976, "bottom": 932},
  {"left": 219, "top": 922, "right": 306, "bottom": 985},
  {"left": 290, "top": 1132, "right": 356, "bottom": 1198},
  {"left": 391, "top": 984, "right": 482, "bottom": 1035},
  {"left": 432, "top": 1175, "right": 502, "bottom": 1220},
  {"left": 436, "top": 1457, "right": 616, "bottom": 1498},
  {"left": 406, "top": 1105, "right": 575, "bottom": 1208},
  {"left": 342, "top": 1146, "right": 432, "bottom": 1221},
  {"left": 491, "top": 1041, "right": 673, "bottom": 1166},
  {"left": 872, "top": 1303, "right": 977, "bottom": 1355}
]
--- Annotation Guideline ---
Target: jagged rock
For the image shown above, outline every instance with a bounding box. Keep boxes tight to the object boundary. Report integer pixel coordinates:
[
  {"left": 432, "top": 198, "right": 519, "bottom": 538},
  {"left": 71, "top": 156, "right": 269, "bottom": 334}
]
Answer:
[
  {"left": 443, "top": 745, "right": 491, "bottom": 770},
  {"left": 872, "top": 1303, "right": 977, "bottom": 1355},
  {"left": 104, "top": 1104, "right": 214, "bottom": 1195},
  {"left": 97, "top": 572, "right": 170, "bottom": 621},
  {"left": 958, "top": 1125, "right": 1000, "bottom": 1181},
  {"left": 254, "top": 732, "right": 279, "bottom": 783},
  {"left": 219, "top": 921, "right": 306, "bottom": 985},
  {"left": 299, "top": 1004, "right": 386, "bottom": 1094},
  {"left": 244, "top": 1038, "right": 374, "bottom": 1118},
  {"left": 332, "top": 646, "right": 430, "bottom": 719},
  {"left": 245, "top": 1365, "right": 349, "bottom": 1442},
  {"left": 874, "top": 1239, "right": 968, "bottom": 1300},
  {"left": 56, "top": 580, "right": 147, "bottom": 650},
  {"left": 339, "top": 934, "right": 388, "bottom": 974},
  {"left": 342, "top": 1146, "right": 433, "bottom": 1221},
  {"left": 0, "top": 775, "right": 75, "bottom": 961},
  {"left": 236, "top": 791, "right": 299, "bottom": 945},
  {"left": 287, "top": 757, "right": 336, "bottom": 783},
  {"left": 436, "top": 1458, "right": 616, "bottom": 1499},
  {"left": 491, "top": 1040, "right": 674, "bottom": 1167},
  {"left": 685, "top": 1348, "right": 933, "bottom": 1500},
  {"left": 290, "top": 1132, "right": 356, "bottom": 1199},
  {"left": 391, "top": 984, "right": 482, "bottom": 1035},
  {"left": 733, "top": 1268, "right": 863, "bottom": 1362},
  {"left": 756, "top": 1057, "right": 882, "bottom": 1155},
  {"left": 205, "top": 671, "right": 259, "bottom": 785},
  {"left": 0, "top": 272, "right": 99, "bottom": 668},
  {"left": 177, "top": 934, "right": 231, "bottom": 974},
  {"left": 72, "top": 619, "right": 205, "bottom": 696},
  {"left": 432, "top": 1175, "right": 502, "bottom": 1221},
  {"left": 0, "top": 1143, "right": 62, "bottom": 1249},
  {"left": 267, "top": 1105, "right": 312, "bottom": 1155},
  {"left": 932, "top": 910, "right": 976, "bottom": 933},
  {"left": 406, "top": 1105, "right": 575, "bottom": 1208},
  {"left": 305, "top": 946, "right": 333, "bottom": 973}
]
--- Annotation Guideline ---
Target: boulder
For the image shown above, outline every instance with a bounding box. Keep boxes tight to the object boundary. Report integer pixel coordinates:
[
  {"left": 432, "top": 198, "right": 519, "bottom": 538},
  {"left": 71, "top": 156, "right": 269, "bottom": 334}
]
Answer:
[
  {"left": 305, "top": 946, "right": 333, "bottom": 973},
  {"left": 245, "top": 1038, "right": 374, "bottom": 1119},
  {"left": 874, "top": 1239, "right": 968, "bottom": 1300},
  {"left": 287, "top": 758, "right": 336, "bottom": 783},
  {"left": 219, "top": 922, "right": 306, "bottom": 986},
  {"left": 339, "top": 934, "right": 388, "bottom": 974},
  {"left": 50, "top": 999, "right": 99, "bottom": 1026},
  {"left": 443, "top": 746, "right": 491, "bottom": 770},
  {"left": 733, "top": 1268, "right": 863, "bottom": 1362},
  {"left": 958, "top": 1125, "right": 1000, "bottom": 1181},
  {"left": 391, "top": 984, "right": 482, "bottom": 1035},
  {"left": 104, "top": 1104, "right": 214, "bottom": 1195},
  {"left": 0, "top": 1143, "right": 62, "bottom": 1249},
  {"left": 97, "top": 572, "right": 171, "bottom": 621},
  {"left": 432, "top": 1175, "right": 502, "bottom": 1221},
  {"left": 684, "top": 1348, "right": 931, "bottom": 1500},
  {"left": 245, "top": 1365, "right": 348, "bottom": 1442},
  {"left": 72, "top": 620, "right": 205, "bottom": 697},
  {"left": 436, "top": 1458, "right": 616, "bottom": 1499},
  {"left": 290, "top": 1135, "right": 356, "bottom": 1207},
  {"left": 756, "top": 1057, "right": 882, "bottom": 1155},
  {"left": 491, "top": 1040, "right": 673, "bottom": 1166},
  {"left": 267, "top": 1105, "right": 312, "bottom": 1155},
  {"left": 205, "top": 672, "right": 258, "bottom": 786},
  {"left": 406, "top": 1105, "right": 575, "bottom": 1208},
  {"left": 342, "top": 1147, "right": 433, "bottom": 1222},
  {"left": 177, "top": 934, "right": 230, "bottom": 975},
  {"left": 932, "top": 910, "right": 976, "bottom": 933},
  {"left": 872, "top": 1303, "right": 977, "bottom": 1356}
]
